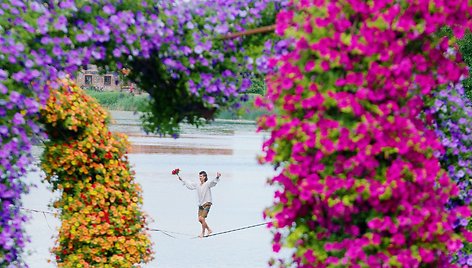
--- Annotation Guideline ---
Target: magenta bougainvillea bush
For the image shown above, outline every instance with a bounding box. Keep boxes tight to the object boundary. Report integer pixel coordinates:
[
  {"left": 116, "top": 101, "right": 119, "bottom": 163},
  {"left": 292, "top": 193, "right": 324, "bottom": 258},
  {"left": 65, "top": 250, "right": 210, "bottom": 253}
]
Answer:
[
  {"left": 427, "top": 82, "right": 472, "bottom": 265},
  {"left": 258, "top": 0, "right": 472, "bottom": 267}
]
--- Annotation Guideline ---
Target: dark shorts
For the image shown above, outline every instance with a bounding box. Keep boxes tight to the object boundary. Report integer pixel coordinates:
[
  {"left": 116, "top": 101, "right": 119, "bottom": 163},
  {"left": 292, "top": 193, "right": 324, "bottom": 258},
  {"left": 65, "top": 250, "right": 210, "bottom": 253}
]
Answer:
[{"left": 198, "top": 202, "right": 212, "bottom": 218}]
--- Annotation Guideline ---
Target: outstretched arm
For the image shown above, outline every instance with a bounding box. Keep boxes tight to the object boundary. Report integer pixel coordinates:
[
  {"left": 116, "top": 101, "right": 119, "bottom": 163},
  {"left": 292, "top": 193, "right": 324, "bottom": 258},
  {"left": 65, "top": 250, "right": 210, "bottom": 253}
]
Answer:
[
  {"left": 209, "top": 172, "right": 221, "bottom": 187},
  {"left": 177, "top": 174, "right": 197, "bottom": 190}
]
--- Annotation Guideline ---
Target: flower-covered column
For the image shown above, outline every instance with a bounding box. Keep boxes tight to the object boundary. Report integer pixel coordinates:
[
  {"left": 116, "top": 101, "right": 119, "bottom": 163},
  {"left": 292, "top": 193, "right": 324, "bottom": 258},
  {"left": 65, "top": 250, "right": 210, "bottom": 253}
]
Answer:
[
  {"left": 258, "top": 0, "right": 472, "bottom": 266},
  {"left": 40, "top": 78, "right": 152, "bottom": 267}
]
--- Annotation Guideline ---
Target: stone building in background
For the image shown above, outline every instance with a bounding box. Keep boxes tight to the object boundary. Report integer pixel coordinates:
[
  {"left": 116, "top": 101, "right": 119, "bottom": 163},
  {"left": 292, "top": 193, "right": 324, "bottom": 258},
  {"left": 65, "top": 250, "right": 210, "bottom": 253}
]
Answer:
[{"left": 75, "top": 65, "right": 134, "bottom": 92}]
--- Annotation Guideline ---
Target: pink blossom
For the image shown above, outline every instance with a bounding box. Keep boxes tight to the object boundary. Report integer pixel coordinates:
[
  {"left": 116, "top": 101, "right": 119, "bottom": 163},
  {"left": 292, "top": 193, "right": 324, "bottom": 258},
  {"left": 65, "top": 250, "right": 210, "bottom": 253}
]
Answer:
[
  {"left": 392, "top": 233, "right": 405, "bottom": 246},
  {"left": 304, "top": 60, "right": 315, "bottom": 72},
  {"left": 304, "top": 249, "right": 316, "bottom": 263},
  {"left": 419, "top": 248, "right": 434, "bottom": 263},
  {"left": 272, "top": 243, "right": 281, "bottom": 253}
]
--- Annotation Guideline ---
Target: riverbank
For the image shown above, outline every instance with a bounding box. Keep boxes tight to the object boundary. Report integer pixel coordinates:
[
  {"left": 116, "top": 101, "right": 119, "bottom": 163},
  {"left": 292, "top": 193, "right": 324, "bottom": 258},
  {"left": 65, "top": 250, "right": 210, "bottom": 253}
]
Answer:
[{"left": 85, "top": 90, "right": 269, "bottom": 121}]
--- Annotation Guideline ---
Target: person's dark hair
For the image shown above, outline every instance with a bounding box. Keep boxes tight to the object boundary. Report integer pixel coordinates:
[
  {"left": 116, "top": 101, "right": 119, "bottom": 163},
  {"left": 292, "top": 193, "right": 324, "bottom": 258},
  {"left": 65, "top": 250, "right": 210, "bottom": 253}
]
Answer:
[{"left": 199, "top": 171, "right": 208, "bottom": 182}]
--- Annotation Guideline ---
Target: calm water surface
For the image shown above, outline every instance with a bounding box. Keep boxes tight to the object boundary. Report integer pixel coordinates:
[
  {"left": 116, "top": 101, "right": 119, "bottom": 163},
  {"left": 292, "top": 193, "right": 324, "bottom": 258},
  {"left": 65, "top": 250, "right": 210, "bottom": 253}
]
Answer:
[{"left": 23, "top": 111, "right": 284, "bottom": 268}]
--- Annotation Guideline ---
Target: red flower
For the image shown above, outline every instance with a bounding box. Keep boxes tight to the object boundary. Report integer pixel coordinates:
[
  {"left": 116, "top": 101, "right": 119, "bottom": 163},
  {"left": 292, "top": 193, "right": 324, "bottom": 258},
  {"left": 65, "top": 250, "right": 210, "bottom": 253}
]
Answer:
[{"left": 171, "top": 168, "right": 180, "bottom": 175}]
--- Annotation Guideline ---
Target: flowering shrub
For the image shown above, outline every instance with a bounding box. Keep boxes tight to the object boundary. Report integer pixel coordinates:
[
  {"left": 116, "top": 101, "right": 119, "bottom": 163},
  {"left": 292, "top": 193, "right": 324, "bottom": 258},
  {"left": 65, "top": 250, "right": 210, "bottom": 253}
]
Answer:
[
  {"left": 427, "top": 83, "right": 472, "bottom": 265},
  {"left": 40, "top": 78, "right": 152, "bottom": 267},
  {"left": 257, "top": 0, "right": 472, "bottom": 266}
]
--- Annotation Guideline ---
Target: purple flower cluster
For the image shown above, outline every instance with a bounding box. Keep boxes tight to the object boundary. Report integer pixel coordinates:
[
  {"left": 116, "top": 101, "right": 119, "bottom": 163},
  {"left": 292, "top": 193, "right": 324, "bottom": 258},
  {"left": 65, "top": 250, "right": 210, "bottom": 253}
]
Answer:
[
  {"left": 1, "top": 1, "right": 67, "bottom": 262},
  {"left": 428, "top": 82, "right": 472, "bottom": 265},
  {"left": 156, "top": 0, "right": 289, "bottom": 100},
  {"left": 0, "top": 185, "right": 28, "bottom": 267},
  {"left": 0, "top": 88, "right": 42, "bottom": 265}
]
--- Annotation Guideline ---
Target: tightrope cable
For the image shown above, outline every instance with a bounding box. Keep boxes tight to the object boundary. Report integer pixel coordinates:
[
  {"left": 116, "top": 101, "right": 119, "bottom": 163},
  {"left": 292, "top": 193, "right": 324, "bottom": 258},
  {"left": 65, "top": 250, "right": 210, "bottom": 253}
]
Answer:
[
  {"left": 20, "top": 207, "right": 272, "bottom": 240},
  {"left": 148, "top": 229, "right": 178, "bottom": 238},
  {"left": 195, "top": 221, "right": 271, "bottom": 239},
  {"left": 20, "top": 207, "right": 56, "bottom": 215},
  {"left": 147, "top": 228, "right": 194, "bottom": 238},
  {"left": 43, "top": 211, "right": 53, "bottom": 231},
  {"left": 20, "top": 207, "right": 56, "bottom": 230},
  {"left": 148, "top": 222, "right": 271, "bottom": 239}
]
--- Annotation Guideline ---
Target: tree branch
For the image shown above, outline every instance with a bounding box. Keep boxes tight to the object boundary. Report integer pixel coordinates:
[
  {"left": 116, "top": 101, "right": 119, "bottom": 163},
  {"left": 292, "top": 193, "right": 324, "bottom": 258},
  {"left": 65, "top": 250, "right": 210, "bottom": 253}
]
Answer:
[{"left": 221, "top": 24, "right": 276, "bottom": 40}]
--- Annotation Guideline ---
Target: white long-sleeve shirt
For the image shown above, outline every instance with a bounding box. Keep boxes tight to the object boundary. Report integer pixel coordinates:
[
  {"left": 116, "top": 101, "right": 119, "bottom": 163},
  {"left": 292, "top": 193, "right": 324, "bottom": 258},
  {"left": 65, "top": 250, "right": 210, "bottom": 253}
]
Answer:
[{"left": 181, "top": 177, "right": 220, "bottom": 206}]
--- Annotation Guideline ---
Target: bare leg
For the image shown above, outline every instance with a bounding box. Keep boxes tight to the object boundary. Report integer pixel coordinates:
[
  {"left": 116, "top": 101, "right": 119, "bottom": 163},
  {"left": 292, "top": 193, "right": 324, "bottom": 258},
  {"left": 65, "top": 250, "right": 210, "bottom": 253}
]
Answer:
[
  {"left": 198, "top": 216, "right": 212, "bottom": 237},
  {"left": 198, "top": 216, "right": 205, "bottom": 238},
  {"left": 204, "top": 218, "right": 212, "bottom": 235},
  {"left": 199, "top": 224, "right": 205, "bottom": 238}
]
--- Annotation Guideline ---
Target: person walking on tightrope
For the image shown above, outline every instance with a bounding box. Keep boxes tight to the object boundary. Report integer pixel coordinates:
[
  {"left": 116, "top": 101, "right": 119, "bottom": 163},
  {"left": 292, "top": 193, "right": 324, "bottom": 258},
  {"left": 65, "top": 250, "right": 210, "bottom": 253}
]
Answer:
[{"left": 173, "top": 169, "right": 221, "bottom": 238}]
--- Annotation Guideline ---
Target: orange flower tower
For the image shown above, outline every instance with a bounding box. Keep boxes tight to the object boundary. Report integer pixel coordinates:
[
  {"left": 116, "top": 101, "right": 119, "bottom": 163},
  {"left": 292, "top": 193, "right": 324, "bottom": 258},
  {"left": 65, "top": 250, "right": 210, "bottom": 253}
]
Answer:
[{"left": 40, "top": 78, "right": 153, "bottom": 267}]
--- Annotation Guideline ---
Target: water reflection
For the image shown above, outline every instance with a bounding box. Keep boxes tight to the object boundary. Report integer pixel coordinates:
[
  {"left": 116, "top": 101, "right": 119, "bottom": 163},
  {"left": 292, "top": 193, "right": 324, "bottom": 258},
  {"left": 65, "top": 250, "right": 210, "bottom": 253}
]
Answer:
[{"left": 109, "top": 111, "right": 254, "bottom": 136}]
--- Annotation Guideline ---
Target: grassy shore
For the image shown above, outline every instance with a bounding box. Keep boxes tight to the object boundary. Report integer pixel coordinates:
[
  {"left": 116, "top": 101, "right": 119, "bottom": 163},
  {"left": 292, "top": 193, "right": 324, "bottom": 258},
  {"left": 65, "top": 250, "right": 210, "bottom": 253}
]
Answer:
[
  {"left": 85, "top": 90, "right": 269, "bottom": 121},
  {"left": 85, "top": 90, "right": 149, "bottom": 111}
]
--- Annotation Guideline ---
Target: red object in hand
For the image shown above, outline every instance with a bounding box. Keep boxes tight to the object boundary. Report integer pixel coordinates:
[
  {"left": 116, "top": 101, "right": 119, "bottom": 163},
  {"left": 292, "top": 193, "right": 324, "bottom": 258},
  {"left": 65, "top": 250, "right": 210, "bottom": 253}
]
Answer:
[{"left": 172, "top": 168, "right": 180, "bottom": 175}]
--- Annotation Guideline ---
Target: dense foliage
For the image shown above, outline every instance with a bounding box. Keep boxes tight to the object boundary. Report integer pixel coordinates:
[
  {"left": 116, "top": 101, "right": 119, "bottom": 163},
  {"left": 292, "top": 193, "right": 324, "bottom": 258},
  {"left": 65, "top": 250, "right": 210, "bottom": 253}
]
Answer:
[
  {"left": 258, "top": 0, "right": 472, "bottom": 266},
  {"left": 40, "top": 78, "right": 152, "bottom": 267},
  {"left": 458, "top": 33, "right": 472, "bottom": 101},
  {"left": 246, "top": 75, "right": 267, "bottom": 95}
]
